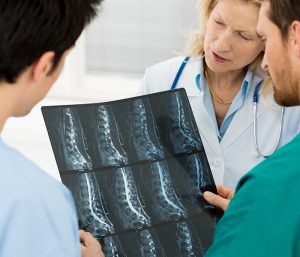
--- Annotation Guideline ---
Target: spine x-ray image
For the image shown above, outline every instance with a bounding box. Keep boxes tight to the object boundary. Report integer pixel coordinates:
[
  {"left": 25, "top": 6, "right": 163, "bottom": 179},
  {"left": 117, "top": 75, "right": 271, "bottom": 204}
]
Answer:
[
  {"left": 166, "top": 93, "right": 215, "bottom": 205},
  {"left": 95, "top": 105, "right": 151, "bottom": 230},
  {"left": 129, "top": 99, "right": 187, "bottom": 221},
  {"left": 129, "top": 98, "right": 203, "bottom": 257},
  {"left": 168, "top": 92, "right": 203, "bottom": 154},
  {"left": 42, "top": 89, "right": 221, "bottom": 257},
  {"left": 61, "top": 107, "right": 125, "bottom": 256}
]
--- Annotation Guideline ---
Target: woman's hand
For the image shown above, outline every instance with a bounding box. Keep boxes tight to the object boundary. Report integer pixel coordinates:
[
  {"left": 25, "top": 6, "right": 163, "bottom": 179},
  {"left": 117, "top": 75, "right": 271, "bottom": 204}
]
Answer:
[
  {"left": 203, "top": 185, "right": 235, "bottom": 211},
  {"left": 80, "top": 230, "right": 104, "bottom": 257}
]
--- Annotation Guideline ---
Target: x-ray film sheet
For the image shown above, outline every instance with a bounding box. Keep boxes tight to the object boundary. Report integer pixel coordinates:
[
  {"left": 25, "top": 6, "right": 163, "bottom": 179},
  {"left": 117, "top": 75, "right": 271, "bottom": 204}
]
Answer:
[{"left": 42, "top": 89, "right": 221, "bottom": 257}]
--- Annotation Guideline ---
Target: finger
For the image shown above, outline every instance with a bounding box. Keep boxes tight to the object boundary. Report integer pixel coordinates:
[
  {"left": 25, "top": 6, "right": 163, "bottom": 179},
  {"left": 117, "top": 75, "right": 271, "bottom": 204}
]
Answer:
[
  {"left": 79, "top": 230, "right": 85, "bottom": 239},
  {"left": 203, "top": 191, "right": 230, "bottom": 211},
  {"left": 216, "top": 185, "right": 235, "bottom": 199},
  {"left": 79, "top": 231, "right": 87, "bottom": 248},
  {"left": 79, "top": 230, "right": 95, "bottom": 247},
  {"left": 79, "top": 230, "right": 87, "bottom": 242},
  {"left": 80, "top": 233, "right": 88, "bottom": 257},
  {"left": 80, "top": 243, "right": 87, "bottom": 254}
]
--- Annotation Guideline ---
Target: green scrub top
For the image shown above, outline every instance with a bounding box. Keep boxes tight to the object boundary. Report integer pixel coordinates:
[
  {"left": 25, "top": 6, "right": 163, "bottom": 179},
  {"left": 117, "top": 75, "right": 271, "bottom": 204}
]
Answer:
[{"left": 205, "top": 133, "right": 300, "bottom": 257}]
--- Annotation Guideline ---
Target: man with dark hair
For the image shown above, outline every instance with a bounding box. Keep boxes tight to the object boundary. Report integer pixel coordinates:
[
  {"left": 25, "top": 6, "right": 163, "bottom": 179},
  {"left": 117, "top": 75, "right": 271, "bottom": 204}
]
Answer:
[
  {"left": 0, "top": 0, "right": 104, "bottom": 256},
  {"left": 202, "top": 0, "right": 300, "bottom": 256}
]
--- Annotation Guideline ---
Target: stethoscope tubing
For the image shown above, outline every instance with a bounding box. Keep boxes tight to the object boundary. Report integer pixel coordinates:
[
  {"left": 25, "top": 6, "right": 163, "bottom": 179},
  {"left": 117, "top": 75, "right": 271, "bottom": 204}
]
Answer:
[
  {"left": 171, "top": 57, "right": 285, "bottom": 158},
  {"left": 253, "top": 101, "right": 285, "bottom": 158}
]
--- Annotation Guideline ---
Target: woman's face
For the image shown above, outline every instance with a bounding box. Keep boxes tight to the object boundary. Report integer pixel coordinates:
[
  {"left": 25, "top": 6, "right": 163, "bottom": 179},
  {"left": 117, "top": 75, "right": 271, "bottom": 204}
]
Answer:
[{"left": 204, "top": 0, "right": 264, "bottom": 73}]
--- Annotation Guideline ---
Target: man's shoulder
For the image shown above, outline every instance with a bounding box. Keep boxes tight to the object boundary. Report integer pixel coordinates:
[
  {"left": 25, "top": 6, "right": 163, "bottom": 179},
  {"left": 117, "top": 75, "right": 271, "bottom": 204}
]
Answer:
[
  {"left": 255, "top": 133, "right": 300, "bottom": 174},
  {"left": 239, "top": 134, "right": 300, "bottom": 191},
  {"left": 0, "top": 147, "right": 80, "bottom": 257},
  {"left": 0, "top": 140, "right": 73, "bottom": 209}
]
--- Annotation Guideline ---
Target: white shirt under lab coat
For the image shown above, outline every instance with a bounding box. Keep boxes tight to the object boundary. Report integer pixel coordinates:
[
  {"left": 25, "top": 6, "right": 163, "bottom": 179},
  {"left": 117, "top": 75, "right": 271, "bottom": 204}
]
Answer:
[{"left": 139, "top": 56, "right": 300, "bottom": 188}]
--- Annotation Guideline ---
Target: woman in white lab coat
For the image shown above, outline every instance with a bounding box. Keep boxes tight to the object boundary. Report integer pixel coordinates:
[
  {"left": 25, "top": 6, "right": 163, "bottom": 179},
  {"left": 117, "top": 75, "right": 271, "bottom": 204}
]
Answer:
[{"left": 139, "top": 0, "right": 300, "bottom": 188}]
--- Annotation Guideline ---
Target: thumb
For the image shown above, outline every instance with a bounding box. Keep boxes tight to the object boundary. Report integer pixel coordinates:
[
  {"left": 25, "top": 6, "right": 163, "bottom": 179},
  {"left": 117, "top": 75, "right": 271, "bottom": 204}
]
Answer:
[{"left": 203, "top": 191, "right": 229, "bottom": 211}]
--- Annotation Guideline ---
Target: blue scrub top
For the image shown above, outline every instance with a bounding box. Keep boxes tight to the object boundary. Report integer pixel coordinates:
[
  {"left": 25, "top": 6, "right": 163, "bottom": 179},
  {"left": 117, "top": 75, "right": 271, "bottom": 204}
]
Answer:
[{"left": 0, "top": 138, "right": 80, "bottom": 257}]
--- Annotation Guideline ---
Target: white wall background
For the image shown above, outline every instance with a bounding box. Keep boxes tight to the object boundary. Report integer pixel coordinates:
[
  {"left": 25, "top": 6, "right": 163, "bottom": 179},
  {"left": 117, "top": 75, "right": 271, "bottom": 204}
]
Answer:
[
  {"left": 86, "top": 0, "right": 198, "bottom": 73},
  {"left": 2, "top": 0, "right": 199, "bottom": 181}
]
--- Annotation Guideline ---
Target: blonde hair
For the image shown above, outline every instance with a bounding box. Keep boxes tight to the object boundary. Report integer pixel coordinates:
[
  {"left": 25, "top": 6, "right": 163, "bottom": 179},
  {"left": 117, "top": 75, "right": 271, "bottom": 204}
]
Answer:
[{"left": 186, "top": 0, "right": 272, "bottom": 96}]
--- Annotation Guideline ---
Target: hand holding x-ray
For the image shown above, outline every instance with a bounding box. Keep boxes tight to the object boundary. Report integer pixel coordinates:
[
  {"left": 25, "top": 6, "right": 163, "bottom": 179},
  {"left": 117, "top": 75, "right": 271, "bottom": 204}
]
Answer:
[{"left": 203, "top": 185, "right": 235, "bottom": 211}]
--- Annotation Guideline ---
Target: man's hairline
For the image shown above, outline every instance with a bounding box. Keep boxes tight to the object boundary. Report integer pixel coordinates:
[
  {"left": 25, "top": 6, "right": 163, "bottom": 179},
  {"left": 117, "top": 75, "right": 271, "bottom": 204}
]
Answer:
[{"left": 258, "top": 0, "right": 291, "bottom": 44}]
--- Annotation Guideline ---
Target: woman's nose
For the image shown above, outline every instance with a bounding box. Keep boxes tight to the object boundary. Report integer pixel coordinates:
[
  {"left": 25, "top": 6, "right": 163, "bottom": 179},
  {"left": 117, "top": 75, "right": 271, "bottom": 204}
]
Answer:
[{"left": 214, "top": 32, "right": 231, "bottom": 52}]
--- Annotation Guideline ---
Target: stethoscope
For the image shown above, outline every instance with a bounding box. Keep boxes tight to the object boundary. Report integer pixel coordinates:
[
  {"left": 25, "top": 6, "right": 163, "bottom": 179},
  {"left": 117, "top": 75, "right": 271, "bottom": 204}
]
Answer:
[
  {"left": 170, "top": 56, "right": 285, "bottom": 158},
  {"left": 252, "top": 81, "right": 285, "bottom": 158}
]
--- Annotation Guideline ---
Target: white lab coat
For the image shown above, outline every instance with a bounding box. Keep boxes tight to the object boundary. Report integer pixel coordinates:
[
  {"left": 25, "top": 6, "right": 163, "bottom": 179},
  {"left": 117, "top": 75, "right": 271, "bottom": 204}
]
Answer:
[{"left": 139, "top": 56, "right": 300, "bottom": 188}]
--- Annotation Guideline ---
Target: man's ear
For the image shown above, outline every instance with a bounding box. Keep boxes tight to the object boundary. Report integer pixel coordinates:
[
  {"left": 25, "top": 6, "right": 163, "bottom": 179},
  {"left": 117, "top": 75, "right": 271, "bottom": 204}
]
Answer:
[
  {"left": 31, "top": 51, "right": 55, "bottom": 83},
  {"left": 291, "top": 21, "right": 300, "bottom": 58}
]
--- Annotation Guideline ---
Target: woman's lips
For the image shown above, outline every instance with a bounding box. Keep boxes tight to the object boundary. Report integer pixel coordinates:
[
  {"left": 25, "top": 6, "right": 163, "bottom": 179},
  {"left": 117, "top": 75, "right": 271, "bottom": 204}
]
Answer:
[{"left": 212, "top": 52, "right": 229, "bottom": 63}]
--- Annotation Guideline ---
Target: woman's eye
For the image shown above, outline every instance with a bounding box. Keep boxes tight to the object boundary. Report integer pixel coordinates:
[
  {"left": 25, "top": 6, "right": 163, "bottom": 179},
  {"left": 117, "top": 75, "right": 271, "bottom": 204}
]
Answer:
[
  {"left": 239, "top": 33, "right": 251, "bottom": 41},
  {"left": 214, "top": 19, "right": 224, "bottom": 26}
]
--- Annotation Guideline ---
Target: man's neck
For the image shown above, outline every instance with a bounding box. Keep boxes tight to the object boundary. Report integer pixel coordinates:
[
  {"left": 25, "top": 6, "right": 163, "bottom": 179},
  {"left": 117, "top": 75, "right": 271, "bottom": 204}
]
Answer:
[{"left": 0, "top": 82, "right": 19, "bottom": 133}]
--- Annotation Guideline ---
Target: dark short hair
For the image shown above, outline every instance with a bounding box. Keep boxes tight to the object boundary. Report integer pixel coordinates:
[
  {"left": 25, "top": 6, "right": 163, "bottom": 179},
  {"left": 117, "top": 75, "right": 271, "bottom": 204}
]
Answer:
[
  {"left": 0, "top": 0, "right": 103, "bottom": 83},
  {"left": 268, "top": 0, "right": 300, "bottom": 39}
]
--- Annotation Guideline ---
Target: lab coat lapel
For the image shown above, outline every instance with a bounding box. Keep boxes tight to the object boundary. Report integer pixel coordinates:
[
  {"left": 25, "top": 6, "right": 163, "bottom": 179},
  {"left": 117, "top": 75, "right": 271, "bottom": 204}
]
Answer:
[
  {"left": 220, "top": 77, "right": 261, "bottom": 150},
  {"left": 191, "top": 95, "right": 221, "bottom": 154}
]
